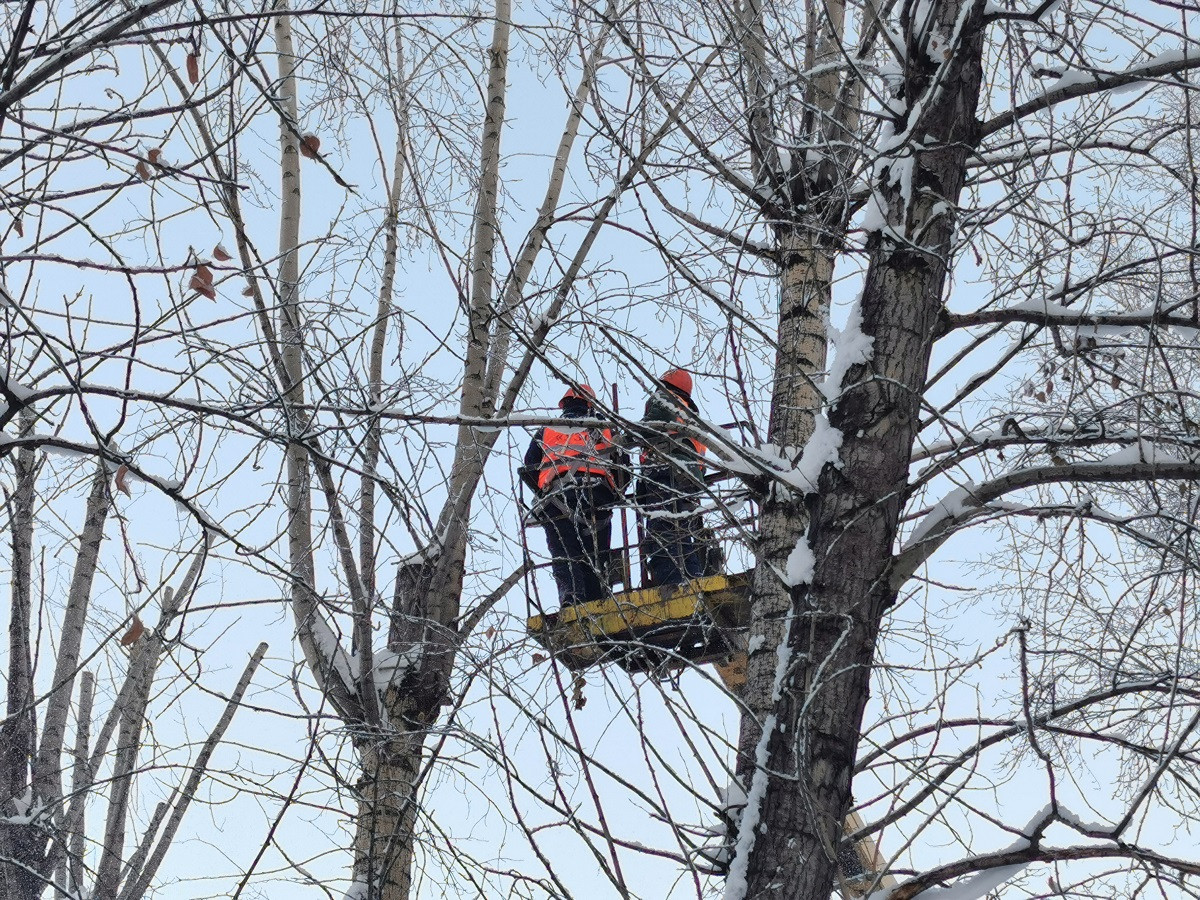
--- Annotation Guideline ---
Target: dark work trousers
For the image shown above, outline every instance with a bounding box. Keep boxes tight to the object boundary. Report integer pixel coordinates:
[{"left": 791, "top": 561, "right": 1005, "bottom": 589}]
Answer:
[
  {"left": 636, "top": 466, "right": 707, "bottom": 586},
  {"left": 535, "top": 479, "right": 616, "bottom": 606}
]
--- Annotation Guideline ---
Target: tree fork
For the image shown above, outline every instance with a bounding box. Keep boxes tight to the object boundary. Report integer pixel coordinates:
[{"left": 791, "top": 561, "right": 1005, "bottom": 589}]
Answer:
[{"left": 733, "top": 0, "right": 989, "bottom": 895}]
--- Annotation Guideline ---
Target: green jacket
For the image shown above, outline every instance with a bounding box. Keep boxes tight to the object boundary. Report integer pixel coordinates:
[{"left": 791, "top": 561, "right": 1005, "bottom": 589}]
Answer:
[{"left": 640, "top": 387, "right": 705, "bottom": 483}]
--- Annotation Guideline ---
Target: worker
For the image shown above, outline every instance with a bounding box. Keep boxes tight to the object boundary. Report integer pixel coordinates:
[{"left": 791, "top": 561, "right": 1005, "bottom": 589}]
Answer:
[
  {"left": 635, "top": 369, "right": 714, "bottom": 586},
  {"left": 520, "top": 385, "right": 627, "bottom": 606}
]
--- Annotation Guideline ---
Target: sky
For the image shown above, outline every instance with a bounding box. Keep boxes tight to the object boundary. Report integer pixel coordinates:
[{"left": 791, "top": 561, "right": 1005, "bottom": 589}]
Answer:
[{"left": 2, "top": 1, "right": 1199, "bottom": 898}]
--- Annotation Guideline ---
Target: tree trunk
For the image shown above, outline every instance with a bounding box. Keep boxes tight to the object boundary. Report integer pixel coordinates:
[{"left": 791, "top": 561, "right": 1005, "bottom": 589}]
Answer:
[
  {"left": 35, "top": 466, "right": 110, "bottom": 809},
  {"left": 351, "top": 717, "right": 428, "bottom": 899},
  {"left": 356, "top": 11, "right": 510, "bottom": 893},
  {"left": 733, "top": 1, "right": 988, "bottom": 896},
  {"left": 739, "top": 228, "right": 834, "bottom": 760},
  {"left": 272, "top": 0, "right": 315, "bottom": 613},
  {"left": 734, "top": 0, "right": 869, "bottom": 775},
  {"left": 1, "top": 436, "right": 40, "bottom": 899}
]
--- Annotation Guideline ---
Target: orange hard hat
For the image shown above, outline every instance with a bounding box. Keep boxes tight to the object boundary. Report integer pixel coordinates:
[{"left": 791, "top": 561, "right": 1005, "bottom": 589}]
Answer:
[
  {"left": 559, "top": 384, "right": 597, "bottom": 407},
  {"left": 661, "top": 369, "right": 693, "bottom": 395}
]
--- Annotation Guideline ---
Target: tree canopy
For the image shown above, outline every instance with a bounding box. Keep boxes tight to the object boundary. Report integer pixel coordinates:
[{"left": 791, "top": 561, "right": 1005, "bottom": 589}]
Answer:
[{"left": 2, "top": 1, "right": 1199, "bottom": 898}]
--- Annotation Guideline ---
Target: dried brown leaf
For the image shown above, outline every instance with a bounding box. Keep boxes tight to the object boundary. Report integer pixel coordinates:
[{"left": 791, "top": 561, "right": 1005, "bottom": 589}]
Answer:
[
  {"left": 193, "top": 263, "right": 213, "bottom": 284},
  {"left": 135, "top": 160, "right": 151, "bottom": 180},
  {"left": 186, "top": 51, "right": 199, "bottom": 85},
  {"left": 189, "top": 274, "right": 216, "bottom": 300},
  {"left": 120, "top": 615, "right": 146, "bottom": 647},
  {"left": 300, "top": 134, "right": 320, "bottom": 159},
  {"left": 147, "top": 147, "right": 163, "bottom": 164},
  {"left": 213, "top": 243, "right": 232, "bottom": 262},
  {"left": 115, "top": 464, "right": 132, "bottom": 496},
  {"left": 531, "top": 653, "right": 547, "bottom": 665}
]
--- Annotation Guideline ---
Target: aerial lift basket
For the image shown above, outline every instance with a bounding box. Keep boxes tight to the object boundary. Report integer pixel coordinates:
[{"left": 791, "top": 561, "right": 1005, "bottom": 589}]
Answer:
[{"left": 526, "top": 572, "right": 751, "bottom": 683}]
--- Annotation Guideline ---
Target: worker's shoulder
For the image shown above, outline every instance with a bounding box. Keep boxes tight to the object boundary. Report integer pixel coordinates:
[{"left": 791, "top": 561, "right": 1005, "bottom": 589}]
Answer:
[{"left": 642, "top": 393, "right": 679, "bottom": 422}]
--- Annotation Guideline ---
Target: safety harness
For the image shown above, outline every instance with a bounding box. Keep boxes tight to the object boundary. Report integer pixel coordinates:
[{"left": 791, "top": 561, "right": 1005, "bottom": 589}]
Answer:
[{"left": 537, "top": 425, "right": 617, "bottom": 491}]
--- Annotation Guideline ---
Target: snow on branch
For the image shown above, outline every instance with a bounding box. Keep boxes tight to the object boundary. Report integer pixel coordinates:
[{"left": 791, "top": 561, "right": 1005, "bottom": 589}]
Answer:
[
  {"left": 293, "top": 601, "right": 366, "bottom": 724},
  {"left": 981, "top": 46, "right": 1200, "bottom": 138},
  {"left": 823, "top": 294, "right": 876, "bottom": 404},
  {"left": 893, "top": 449, "right": 1200, "bottom": 589},
  {"left": 708, "top": 416, "right": 844, "bottom": 494},
  {"left": 884, "top": 841, "right": 1200, "bottom": 900},
  {"left": 912, "top": 425, "right": 1157, "bottom": 466},
  {"left": 945, "top": 297, "right": 1199, "bottom": 333}
]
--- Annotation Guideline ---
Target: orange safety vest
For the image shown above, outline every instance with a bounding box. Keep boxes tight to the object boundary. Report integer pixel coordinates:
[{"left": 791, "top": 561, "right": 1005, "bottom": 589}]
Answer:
[
  {"left": 683, "top": 424, "right": 707, "bottom": 458},
  {"left": 537, "top": 425, "right": 617, "bottom": 490}
]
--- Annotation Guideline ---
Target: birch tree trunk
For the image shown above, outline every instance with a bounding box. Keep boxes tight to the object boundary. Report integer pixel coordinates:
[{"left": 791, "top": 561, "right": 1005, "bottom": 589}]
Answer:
[
  {"left": 354, "top": 7, "right": 512, "bottom": 898},
  {"left": 740, "top": 228, "right": 834, "bottom": 761},
  {"left": 34, "top": 467, "right": 111, "bottom": 809},
  {"left": 259, "top": 3, "right": 648, "bottom": 893},
  {"left": 273, "top": 0, "right": 318, "bottom": 644}
]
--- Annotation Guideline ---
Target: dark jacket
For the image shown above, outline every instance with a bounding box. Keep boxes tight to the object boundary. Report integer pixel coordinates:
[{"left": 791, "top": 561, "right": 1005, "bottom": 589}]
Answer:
[{"left": 639, "top": 386, "right": 705, "bottom": 484}]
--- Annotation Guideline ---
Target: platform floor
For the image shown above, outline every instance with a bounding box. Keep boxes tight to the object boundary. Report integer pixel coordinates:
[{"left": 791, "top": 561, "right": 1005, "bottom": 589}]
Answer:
[{"left": 526, "top": 572, "right": 751, "bottom": 676}]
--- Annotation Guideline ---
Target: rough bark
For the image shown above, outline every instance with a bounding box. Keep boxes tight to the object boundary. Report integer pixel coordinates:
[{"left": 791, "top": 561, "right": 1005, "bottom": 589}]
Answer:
[
  {"left": 351, "top": 712, "right": 430, "bottom": 900},
  {"left": 737, "top": 0, "right": 863, "bottom": 773},
  {"left": 0, "top": 435, "right": 39, "bottom": 898},
  {"left": 740, "top": 230, "right": 834, "bottom": 754},
  {"left": 733, "top": 0, "right": 989, "bottom": 895}
]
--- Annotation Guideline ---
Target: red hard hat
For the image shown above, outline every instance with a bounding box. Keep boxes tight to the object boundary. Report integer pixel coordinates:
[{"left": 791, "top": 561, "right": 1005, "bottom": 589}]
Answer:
[
  {"left": 661, "top": 369, "right": 693, "bottom": 395},
  {"left": 559, "top": 384, "right": 597, "bottom": 407}
]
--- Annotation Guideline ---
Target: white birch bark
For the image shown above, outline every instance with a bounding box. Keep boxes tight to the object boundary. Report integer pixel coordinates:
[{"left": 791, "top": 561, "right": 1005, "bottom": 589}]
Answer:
[
  {"left": 93, "top": 581, "right": 187, "bottom": 897},
  {"left": 34, "top": 465, "right": 111, "bottom": 808},
  {"left": 116, "top": 642, "right": 268, "bottom": 900}
]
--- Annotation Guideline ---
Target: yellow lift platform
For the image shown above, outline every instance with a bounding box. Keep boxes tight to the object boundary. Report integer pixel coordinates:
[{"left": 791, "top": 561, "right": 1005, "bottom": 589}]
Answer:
[{"left": 526, "top": 572, "right": 751, "bottom": 688}]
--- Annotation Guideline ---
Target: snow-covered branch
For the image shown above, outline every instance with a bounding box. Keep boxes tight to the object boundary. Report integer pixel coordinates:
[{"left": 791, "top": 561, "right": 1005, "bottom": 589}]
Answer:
[
  {"left": 887, "top": 842, "right": 1200, "bottom": 900},
  {"left": 981, "top": 48, "right": 1200, "bottom": 139},
  {"left": 945, "top": 298, "right": 1198, "bottom": 333},
  {"left": 893, "top": 449, "right": 1200, "bottom": 589}
]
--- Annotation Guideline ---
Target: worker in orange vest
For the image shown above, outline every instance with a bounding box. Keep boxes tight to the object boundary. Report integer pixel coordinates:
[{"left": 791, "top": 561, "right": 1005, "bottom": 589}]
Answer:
[
  {"left": 520, "top": 385, "right": 628, "bottom": 606},
  {"left": 635, "top": 369, "right": 714, "bottom": 586}
]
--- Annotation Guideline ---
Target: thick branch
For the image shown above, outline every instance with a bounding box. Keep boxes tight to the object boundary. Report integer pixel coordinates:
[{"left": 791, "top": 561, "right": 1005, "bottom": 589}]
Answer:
[
  {"left": 894, "top": 457, "right": 1200, "bottom": 589},
  {"left": 981, "top": 53, "right": 1200, "bottom": 139}
]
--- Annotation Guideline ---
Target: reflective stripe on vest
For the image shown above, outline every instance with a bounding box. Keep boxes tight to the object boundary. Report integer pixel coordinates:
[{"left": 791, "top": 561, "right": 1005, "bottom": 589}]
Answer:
[{"left": 537, "top": 426, "right": 616, "bottom": 490}]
